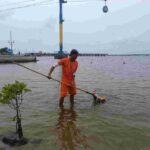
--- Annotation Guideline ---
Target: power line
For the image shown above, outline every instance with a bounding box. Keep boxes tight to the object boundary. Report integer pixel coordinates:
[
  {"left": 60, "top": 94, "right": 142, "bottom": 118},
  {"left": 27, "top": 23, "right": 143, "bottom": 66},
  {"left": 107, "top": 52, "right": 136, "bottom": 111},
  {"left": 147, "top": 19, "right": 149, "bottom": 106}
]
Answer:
[
  {"left": 0, "top": 0, "right": 37, "bottom": 7},
  {"left": 0, "top": 0, "right": 56, "bottom": 12},
  {"left": 0, "top": 0, "right": 55, "bottom": 7},
  {"left": 0, "top": 0, "right": 56, "bottom": 8},
  {"left": 43, "top": 0, "right": 105, "bottom": 5},
  {"left": 68, "top": 0, "right": 105, "bottom": 3},
  {"left": 0, "top": 0, "right": 107, "bottom": 13},
  {"left": 69, "top": 0, "right": 103, "bottom": 2}
]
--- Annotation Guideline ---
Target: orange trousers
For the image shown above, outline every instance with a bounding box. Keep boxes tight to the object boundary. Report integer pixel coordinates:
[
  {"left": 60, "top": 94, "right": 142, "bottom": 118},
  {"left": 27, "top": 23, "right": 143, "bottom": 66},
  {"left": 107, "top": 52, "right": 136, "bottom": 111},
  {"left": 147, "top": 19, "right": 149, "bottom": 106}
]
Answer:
[{"left": 60, "top": 81, "right": 76, "bottom": 97}]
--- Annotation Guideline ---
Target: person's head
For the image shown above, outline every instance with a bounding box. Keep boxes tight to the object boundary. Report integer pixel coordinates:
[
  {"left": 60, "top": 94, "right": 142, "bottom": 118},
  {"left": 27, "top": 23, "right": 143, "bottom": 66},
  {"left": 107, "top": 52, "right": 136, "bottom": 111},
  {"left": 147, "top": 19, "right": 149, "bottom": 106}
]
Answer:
[{"left": 69, "top": 49, "right": 79, "bottom": 61}]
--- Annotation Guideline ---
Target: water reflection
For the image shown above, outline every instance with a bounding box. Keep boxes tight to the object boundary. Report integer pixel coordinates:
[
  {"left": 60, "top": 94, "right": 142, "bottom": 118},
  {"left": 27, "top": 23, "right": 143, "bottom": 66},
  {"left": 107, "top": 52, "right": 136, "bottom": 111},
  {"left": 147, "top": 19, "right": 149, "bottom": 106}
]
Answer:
[{"left": 55, "top": 105, "right": 89, "bottom": 150}]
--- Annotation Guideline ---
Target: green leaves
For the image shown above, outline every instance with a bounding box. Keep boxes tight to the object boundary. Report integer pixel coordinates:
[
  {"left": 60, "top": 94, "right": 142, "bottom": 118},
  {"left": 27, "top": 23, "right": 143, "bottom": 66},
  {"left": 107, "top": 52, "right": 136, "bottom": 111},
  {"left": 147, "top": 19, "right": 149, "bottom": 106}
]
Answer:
[{"left": 0, "top": 80, "right": 31, "bottom": 104}]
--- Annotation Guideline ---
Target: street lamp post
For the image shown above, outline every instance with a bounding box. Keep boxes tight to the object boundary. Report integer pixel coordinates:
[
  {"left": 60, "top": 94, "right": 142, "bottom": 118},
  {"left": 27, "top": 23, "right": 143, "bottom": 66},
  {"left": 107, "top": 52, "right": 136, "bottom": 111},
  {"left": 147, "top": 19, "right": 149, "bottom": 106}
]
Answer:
[
  {"left": 55, "top": 0, "right": 67, "bottom": 59},
  {"left": 59, "top": 0, "right": 63, "bottom": 53},
  {"left": 55, "top": 0, "right": 108, "bottom": 59}
]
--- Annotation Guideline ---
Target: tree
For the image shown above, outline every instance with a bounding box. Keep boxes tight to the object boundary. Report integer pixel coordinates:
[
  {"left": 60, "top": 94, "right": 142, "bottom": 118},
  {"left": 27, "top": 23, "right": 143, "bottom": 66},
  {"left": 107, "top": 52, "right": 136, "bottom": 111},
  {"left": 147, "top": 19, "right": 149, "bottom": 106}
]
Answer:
[
  {"left": 0, "top": 47, "right": 13, "bottom": 55},
  {"left": 0, "top": 81, "right": 31, "bottom": 145}
]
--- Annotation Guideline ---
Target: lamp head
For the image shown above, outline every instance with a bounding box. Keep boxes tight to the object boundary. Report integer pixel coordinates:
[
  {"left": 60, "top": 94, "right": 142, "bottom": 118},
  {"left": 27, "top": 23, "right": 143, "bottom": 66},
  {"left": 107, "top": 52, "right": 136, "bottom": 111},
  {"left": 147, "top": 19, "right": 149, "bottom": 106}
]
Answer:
[{"left": 103, "top": 5, "right": 108, "bottom": 13}]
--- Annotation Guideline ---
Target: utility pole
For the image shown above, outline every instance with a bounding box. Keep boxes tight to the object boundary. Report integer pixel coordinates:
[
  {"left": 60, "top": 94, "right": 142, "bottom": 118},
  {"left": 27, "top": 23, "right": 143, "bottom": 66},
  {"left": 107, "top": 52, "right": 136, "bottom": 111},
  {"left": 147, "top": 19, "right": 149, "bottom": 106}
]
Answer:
[
  {"left": 8, "top": 31, "right": 15, "bottom": 53},
  {"left": 59, "top": 0, "right": 63, "bottom": 54},
  {"left": 55, "top": 0, "right": 67, "bottom": 59},
  {"left": 59, "top": 0, "right": 68, "bottom": 54}
]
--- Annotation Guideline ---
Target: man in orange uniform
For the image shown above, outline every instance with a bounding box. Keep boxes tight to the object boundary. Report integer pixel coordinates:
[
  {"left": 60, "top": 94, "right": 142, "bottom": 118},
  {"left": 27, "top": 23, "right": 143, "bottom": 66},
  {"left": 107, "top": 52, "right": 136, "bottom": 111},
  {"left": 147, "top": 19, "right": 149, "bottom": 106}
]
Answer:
[{"left": 48, "top": 49, "right": 79, "bottom": 107}]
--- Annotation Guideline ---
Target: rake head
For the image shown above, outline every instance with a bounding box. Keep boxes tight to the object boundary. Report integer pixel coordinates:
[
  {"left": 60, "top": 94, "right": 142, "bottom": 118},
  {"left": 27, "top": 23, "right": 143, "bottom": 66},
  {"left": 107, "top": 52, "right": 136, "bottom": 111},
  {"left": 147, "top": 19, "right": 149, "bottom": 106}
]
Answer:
[{"left": 93, "top": 94, "right": 106, "bottom": 104}]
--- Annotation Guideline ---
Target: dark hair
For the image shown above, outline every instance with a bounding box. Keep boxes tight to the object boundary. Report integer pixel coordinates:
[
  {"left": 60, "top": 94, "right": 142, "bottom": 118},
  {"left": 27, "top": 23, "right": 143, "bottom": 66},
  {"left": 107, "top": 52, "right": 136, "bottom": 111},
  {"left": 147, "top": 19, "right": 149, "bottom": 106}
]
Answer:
[{"left": 70, "top": 49, "right": 79, "bottom": 56}]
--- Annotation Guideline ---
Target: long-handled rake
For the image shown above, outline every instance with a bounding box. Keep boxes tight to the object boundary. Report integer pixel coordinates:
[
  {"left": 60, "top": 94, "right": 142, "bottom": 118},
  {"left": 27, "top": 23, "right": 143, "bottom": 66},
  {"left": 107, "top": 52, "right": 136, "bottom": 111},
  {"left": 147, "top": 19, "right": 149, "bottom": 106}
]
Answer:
[{"left": 14, "top": 62, "right": 106, "bottom": 103}]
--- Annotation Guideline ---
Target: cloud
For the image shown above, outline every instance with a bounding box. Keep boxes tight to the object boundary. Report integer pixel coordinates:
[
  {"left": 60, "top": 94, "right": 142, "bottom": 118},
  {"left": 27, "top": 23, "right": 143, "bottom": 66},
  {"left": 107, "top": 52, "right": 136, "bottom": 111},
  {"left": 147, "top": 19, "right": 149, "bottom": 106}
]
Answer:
[{"left": 0, "top": 11, "right": 13, "bottom": 20}]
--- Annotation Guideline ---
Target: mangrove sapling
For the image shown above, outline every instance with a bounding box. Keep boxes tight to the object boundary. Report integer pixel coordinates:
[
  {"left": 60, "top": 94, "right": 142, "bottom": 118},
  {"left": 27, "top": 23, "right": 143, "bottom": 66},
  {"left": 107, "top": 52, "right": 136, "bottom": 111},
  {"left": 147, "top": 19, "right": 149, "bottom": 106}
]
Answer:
[{"left": 0, "top": 80, "right": 31, "bottom": 146}]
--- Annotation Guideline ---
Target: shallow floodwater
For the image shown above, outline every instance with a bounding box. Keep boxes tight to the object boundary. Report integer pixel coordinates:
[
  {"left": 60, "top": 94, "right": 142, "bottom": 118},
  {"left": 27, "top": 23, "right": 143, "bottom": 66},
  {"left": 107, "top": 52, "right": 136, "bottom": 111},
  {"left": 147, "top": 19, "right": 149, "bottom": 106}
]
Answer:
[{"left": 0, "top": 56, "right": 150, "bottom": 150}]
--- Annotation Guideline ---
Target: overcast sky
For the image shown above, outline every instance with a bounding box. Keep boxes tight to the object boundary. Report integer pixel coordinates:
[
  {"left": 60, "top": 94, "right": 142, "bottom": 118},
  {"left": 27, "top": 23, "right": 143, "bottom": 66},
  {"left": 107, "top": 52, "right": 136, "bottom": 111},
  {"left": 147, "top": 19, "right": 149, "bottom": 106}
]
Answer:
[
  {"left": 0, "top": 0, "right": 150, "bottom": 54},
  {"left": 0, "top": 0, "right": 145, "bottom": 22}
]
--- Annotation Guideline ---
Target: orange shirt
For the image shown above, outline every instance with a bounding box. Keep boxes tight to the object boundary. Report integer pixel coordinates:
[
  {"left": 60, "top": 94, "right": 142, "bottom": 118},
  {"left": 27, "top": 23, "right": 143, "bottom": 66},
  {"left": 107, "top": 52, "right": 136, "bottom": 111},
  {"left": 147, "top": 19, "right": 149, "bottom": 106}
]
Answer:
[{"left": 58, "top": 57, "right": 78, "bottom": 83}]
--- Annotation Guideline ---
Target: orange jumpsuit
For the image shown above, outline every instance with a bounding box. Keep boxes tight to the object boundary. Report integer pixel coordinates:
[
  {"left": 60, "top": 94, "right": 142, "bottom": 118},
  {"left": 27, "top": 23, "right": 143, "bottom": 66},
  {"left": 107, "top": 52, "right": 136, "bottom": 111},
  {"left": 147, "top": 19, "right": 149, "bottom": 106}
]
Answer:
[{"left": 58, "top": 57, "right": 78, "bottom": 97}]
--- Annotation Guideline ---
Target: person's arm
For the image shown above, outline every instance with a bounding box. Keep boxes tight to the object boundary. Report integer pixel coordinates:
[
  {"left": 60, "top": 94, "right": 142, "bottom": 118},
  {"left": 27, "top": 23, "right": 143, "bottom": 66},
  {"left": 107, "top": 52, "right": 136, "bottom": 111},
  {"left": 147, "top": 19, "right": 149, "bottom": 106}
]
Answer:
[
  {"left": 48, "top": 58, "right": 65, "bottom": 79},
  {"left": 48, "top": 62, "right": 59, "bottom": 79}
]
